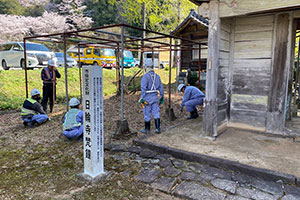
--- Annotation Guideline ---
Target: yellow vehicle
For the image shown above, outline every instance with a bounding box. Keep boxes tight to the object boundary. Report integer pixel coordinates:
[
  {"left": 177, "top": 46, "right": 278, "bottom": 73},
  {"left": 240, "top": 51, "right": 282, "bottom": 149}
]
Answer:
[{"left": 68, "top": 46, "right": 116, "bottom": 68}]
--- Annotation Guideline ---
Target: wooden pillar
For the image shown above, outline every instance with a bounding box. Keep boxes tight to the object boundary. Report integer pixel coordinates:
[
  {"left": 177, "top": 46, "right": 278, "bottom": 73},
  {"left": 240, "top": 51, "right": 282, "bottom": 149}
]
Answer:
[
  {"left": 266, "top": 13, "right": 291, "bottom": 133},
  {"left": 203, "top": 0, "right": 220, "bottom": 137}
]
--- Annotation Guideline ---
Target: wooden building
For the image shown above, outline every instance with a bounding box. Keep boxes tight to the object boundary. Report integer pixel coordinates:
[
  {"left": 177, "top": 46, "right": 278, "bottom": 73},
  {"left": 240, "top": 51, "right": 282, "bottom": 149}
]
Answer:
[
  {"left": 171, "top": 9, "right": 208, "bottom": 71},
  {"left": 188, "top": 0, "right": 300, "bottom": 136}
]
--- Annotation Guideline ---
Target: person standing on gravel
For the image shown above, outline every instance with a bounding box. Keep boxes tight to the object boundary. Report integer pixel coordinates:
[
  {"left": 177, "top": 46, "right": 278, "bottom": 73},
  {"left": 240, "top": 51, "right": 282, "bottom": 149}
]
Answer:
[
  {"left": 178, "top": 84, "right": 205, "bottom": 119},
  {"left": 62, "top": 98, "right": 83, "bottom": 141},
  {"left": 41, "top": 59, "right": 61, "bottom": 113},
  {"left": 139, "top": 60, "right": 164, "bottom": 134},
  {"left": 21, "top": 89, "right": 49, "bottom": 128}
]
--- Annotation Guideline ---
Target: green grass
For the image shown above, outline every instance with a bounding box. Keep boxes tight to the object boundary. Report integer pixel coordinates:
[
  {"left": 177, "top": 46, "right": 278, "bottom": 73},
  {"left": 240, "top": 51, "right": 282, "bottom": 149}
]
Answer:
[{"left": 0, "top": 67, "right": 176, "bottom": 110}]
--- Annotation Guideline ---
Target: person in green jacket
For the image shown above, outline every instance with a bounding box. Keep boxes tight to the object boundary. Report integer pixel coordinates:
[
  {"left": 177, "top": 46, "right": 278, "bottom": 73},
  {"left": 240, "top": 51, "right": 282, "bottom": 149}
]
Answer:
[
  {"left": 21, "top": 89, "right": 49, "bottom": 128},
  {"left": 62, "top": 98, "right": 83, "bottom": 141}
]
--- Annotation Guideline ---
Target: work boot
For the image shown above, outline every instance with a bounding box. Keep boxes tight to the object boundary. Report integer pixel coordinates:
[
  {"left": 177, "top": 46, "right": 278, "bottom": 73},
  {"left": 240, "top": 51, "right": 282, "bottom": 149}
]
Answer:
[
  {"left": 27, "top": 121, "right": 35, "bottom": 128},
  {"left": 155, "top": 118, "right": 161, "bottom": 134},
  {"left": 187, "top": 109, "right": 199, "bottom": 120},
  {"left": 140, "top": 121, "right": 150, "bottom": 134}
]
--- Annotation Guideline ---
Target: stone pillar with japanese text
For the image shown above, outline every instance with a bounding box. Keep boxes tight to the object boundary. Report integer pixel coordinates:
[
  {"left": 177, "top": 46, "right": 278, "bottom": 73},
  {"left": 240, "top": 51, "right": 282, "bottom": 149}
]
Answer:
[{"left": 82, "top": 65, "right": 104, "bottom": 178}]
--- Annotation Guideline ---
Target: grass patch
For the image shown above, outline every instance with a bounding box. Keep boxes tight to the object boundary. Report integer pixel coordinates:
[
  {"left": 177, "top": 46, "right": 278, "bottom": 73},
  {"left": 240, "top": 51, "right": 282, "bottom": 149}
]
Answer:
[{"left": 0, "top": 67, "right": 176, "bottom": 110}]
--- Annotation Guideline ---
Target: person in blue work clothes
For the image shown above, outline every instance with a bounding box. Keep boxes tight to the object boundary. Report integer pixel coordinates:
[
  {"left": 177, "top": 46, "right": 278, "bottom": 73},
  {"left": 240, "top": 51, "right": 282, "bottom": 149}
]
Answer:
[
  {"left": 139, "top": 60, "right": 164, "bottom": 134},
  {"left": 41, "top": 59, "right": 61, "bottom": 113},
  {"left": 178, "top": 84, "right": 205, "bottom": 119},
  {"left": 21, "top": 89, "right": 49, "bottom": 128},
  {"left": 62, "top": 98, "right": 83, "bottom": 141}
]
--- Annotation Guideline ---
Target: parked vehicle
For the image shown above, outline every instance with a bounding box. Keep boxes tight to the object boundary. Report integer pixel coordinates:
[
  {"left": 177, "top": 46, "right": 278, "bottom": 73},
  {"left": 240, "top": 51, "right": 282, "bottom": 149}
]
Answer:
[
  {"left": 122, "top": 50, "right": 135, "bottom": 68},
  {"left": 53, "top": 52, "right": 77, "bottom": 67},
  {"left": 0, "top": 42, "right": 39, "bottom": 70},
  {"left": 133, "top": 58, "right": 140, "bottom": 67},
  {"left": 20, "top": 42, "right": 55, "bottom": 65},
  {"left": 144, "top": 52, "right": 168, "bottom": 68},
  {"left": 68, "top": 46, "right": 116, "bottom": 68}
]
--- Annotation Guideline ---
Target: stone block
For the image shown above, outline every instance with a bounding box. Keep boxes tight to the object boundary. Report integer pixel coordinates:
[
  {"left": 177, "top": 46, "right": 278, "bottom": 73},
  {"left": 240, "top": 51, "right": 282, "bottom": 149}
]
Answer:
[
  {"left": 134, "top": 168, "right": 161, "bottom": 183},
  {"left": 236, "top": 187, "right": 275, "bottom": 200},
  {"left": 225, "top": 195, "right": 250, "bottom": 200},
  {"left": 211, "top": 178, "right": 237, "bottom": 194},
  {"left": 188, "top": 163, "right": 204, "bottom": 173},
  {"left": 250, "top": 179, "right": 283, "bottom": 195},
  {"left": 164, "top": 166, "right": 181, "bottom": 177},
  {"left": 128, "top": 146, "right": 141, "bottom": 154},
  {"left": 151, "top": 177, "right": 176, "bottom": 193},
  {"left": 173, "top": 182, "right": 226, "bottom": 200},
  {"left": 180, "top": 172, "right": 197, "bottom": 181},
  {"left": 284, "top": 185, "right": 300, "bottom": 197},
  {"left": 231, "top": 173, "right": 253, "bottom": 184},
  {"left": 139, "top": 149, "right": 157, "bottom": 158},
  {"left": 196, "top": 172, "right": 215, "bottom": 182},
  {"left": 172, "top": 159, "right": 185, "bottom": 168},
  {"left": 202, "top": 166, "right": 233, "bottom": 180},
  {"left": 282, "top": 194, "right": 300, "bottom": 200},
  {"left": 111, "top": 144, "right": 127, "bottom": 152},
  {"left": 159, "top": 159, "right": 173, "bottom": 168}
]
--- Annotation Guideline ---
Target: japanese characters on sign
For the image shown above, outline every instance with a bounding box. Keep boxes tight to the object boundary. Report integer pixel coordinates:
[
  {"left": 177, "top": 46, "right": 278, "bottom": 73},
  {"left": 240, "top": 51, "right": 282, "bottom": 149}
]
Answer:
[{"left": 83, "top": 66, "right": 104, "bottom": 178}]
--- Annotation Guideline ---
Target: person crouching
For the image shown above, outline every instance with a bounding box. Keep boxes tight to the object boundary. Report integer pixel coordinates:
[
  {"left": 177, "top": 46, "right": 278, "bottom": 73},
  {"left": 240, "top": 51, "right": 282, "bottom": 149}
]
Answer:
[
  {"left": 21, "top": 89, "right": 49, "bottom": 128},
  {"left": 62, "top": 98, "right": 83, "bottom": 141},
  {"left": 178, "top": 84, "right": 205, "bottom": 119}
]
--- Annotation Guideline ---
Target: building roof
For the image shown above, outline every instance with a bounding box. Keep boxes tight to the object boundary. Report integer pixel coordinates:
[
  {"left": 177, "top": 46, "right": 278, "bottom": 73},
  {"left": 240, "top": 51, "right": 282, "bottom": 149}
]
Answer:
[
  {"left": 189, "top": 0, "right": 209, "bottom": 6},
  {"left": 171, "top": 9, "right": 208, "bottom": 36}
]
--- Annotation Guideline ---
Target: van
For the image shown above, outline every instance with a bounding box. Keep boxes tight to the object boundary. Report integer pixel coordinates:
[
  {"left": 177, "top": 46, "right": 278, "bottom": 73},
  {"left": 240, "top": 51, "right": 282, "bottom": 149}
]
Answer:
[
  {"left": 144, "top": 52, "right": 169, "bottom": 69},
  {"left": 68, "top": 46, "right": 116, "bottom": 68},
  {"left": 122, "top": 50, "right": 135, "bottom": 68},
  {"left": 0, "top": 42, "right": 42, "bottom": 70}
]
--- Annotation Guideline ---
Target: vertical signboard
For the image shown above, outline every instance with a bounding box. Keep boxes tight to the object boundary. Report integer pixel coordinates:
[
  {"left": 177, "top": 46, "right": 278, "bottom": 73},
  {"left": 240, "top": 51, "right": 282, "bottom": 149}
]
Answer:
[{"left": 82, "top": 65, "right": 104, "bottom": 178}]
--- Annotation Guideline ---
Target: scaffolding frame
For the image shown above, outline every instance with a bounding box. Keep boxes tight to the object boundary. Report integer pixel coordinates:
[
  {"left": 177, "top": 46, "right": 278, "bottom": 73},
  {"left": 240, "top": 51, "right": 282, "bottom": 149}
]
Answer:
[{"left": 23, "top": 24, "right": 207, "bottom": 120}]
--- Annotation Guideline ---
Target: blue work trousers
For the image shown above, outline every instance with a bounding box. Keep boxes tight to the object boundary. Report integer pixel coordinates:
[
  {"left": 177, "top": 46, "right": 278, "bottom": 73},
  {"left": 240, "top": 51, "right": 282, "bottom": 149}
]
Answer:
[
  {"left": 143, "top": 102, "right": 160, "bottom": 122},
  {"left": 22, "top": 114, "right": 48, "bottom": 124},
  {"left": 185, "top": 98, "right": 204, "bottom": 112},
  {"left": 63, "top": 125, "right": 83, "bottom": 139}
]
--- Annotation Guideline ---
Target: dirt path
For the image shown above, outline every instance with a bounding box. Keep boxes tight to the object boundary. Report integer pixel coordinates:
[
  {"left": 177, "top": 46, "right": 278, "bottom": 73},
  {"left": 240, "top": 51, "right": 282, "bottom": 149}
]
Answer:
[
  {"left": 0, "top": 93, "right": 186, "bottom": 199},
  {"left": 146, "top": 118, "right": 300, "bottom": 177}
]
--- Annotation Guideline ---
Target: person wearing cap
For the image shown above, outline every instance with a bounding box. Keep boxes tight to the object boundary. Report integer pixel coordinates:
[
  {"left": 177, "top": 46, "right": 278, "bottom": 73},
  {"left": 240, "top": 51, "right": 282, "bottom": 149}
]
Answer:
[
  {"left": 41, "top": 59, "right": 61, "bottom": 113},
  {"left": 139, "top": 59, "right": 164, "bottom": 134},
  {"left": 21, "top": 89, "right": 49, "bottom": 128},
  {"left": 178, "top": 84, "right": 205, "bottom": 119},
  {"left": 62, "top": 98, "right": 83, "bottom": 141}
]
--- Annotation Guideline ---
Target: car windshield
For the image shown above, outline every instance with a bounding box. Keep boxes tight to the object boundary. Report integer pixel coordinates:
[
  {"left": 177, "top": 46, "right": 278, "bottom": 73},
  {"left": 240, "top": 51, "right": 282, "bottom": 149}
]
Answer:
[
  {"left": 146, "top": 53, "right": 159, "bottom": 59},
  {"left": 55, "top": 52, "right": 71, "bottom": 58},
  {"left": 20, "top": 43, "right": 50, "bottom": 52},
  {"left": 124, "top": 50, "right": 133, "bottom": 58},
  {"left": 100, "top": 48, "right": 115, "bottom": 57}
]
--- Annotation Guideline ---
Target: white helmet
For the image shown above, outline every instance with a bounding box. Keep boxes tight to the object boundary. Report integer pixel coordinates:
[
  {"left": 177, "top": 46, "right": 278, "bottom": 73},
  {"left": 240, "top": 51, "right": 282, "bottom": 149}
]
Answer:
[
  {"left": 178, "top": 84, "right": 185, "bottom": 92},
  {"left": 48, "top": 59, "right": 56, "bottom": 67},
  {"left": 30, "top": 88, "right": 41, "bottom": 97},
  {"left": 69, "top": 98, "right": 80, "bottom": 107},
  {"left": 144, "top": 59, "right": 153, "bottom": 68}
]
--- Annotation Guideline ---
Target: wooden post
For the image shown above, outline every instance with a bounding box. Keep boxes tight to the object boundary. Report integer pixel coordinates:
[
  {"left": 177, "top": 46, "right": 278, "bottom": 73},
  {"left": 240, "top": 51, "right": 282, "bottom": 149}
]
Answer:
[
  {"left": 203, "top": 0, "right": 220, "bottom": 137},
  {"left": 266, "top": 13, "right": 291, "bottom": 133}
]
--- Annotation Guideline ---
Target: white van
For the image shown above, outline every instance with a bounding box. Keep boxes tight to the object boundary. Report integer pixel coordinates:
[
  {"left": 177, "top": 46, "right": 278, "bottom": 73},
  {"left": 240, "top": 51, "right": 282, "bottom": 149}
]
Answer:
[
  {"left": 0, "top": 42, "right": 54, "bottom": 70},
  {"left": 144, "top": 52, "right": 169, "bottom": 69}
]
